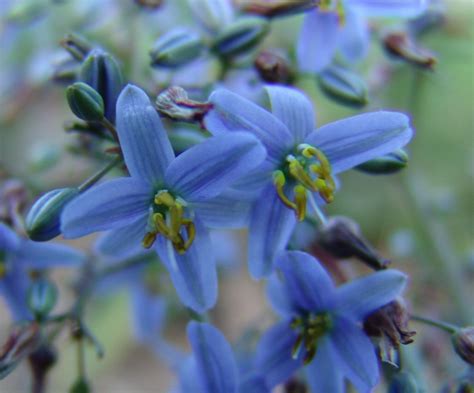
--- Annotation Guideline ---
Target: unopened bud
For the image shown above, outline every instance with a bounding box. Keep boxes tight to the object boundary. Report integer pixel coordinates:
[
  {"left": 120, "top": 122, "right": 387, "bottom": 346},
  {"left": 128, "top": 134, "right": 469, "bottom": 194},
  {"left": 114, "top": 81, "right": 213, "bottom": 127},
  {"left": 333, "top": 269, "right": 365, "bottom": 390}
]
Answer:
[
  {"left": 0, "top": 323, "right": 41, "bottom": 380},
  {"left": 211, "top": 17, "right": 269, "bottom": 57},
  {"left": 169, "top": 129, "right": 208, "bottom": 154},
  {"left": 452, "top": 327, "right": 474, "bottom": 365},
  {"left": 318, "top": 216, "right": 389, "bottom": 270},
  {"left": 254, "top": 49, "right": 293, "bottom": 84},
  {"left": 27, "top": 278, "right": 58, "bottom": 319},
  {"left": 134, "top": 0, "right": 164, "bottom": 9},
  {"left": 60, "top": 33, "right": 92, "bottom": 61},
  {"left": 52, "top": 58, "right": 80, "bottom": 85},
  {"left": 155, "top": 86, "right": 211, "bottom": 123},
  {"left": 356, "top": 149, "right": 409, "bottom": 175},
  {"left": 150, "top": 29, "right": 205, "bottom": 68},
  {"left": 317, "top": 65, "right": 368, "bottom": 108},
  {"left": 79, "top": 50, "right": 123, "bottom": 121},
  {"left": 67, "top": 82, "right": 105, "bottom": 122},
  {"left": 240, "top": 0, "right": 318, "bottom": 18},
  {"left": 26, "top": 188, "right": 79, "bottom": 241},
  {"left": 70, "top": 377, "right": 91, "bottom": 393},
  {"left": 383, "top": 32, "right": 436, "bottom": 70},
  {"left": 28, "top": 345, "right": 58, "bottom": 384},
  {"left": 389, "top": 371, "right": 419, "bottom": 393}
]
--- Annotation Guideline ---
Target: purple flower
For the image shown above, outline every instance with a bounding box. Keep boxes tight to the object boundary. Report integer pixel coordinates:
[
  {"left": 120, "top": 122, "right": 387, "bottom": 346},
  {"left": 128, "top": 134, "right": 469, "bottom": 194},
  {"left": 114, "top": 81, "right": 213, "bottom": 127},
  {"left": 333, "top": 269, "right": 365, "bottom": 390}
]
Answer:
[
  {"left": 61, "top": 84, "right": 266, "bottom": 313},
  {"left": 256, "top": 250, "right": 407, "bottom": 392},
  {"left": 205, "top": 85, "right": 413, "bottom": 278},
  {"left": 0, "top": 223, "right": 84, "bottom": 321}
]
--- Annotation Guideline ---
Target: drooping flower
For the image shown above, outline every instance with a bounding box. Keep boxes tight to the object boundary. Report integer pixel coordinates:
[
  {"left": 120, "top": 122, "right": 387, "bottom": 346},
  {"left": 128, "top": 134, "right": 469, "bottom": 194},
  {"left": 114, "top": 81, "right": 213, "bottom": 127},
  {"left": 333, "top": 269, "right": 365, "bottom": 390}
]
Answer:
[
  {"left": 175, "top": 321, "right": 268, "bottom": 393},
  {"left": 205, "top": 85, "right": 413, "bottom": 278},
  {"left": 61, "top": 84, "right": 266, "bottom": 313},
  {"left": 256, "top": 250, "right": 407, "bottom": 392},
  {"left": 0, "top": 223, "right": 84, "bottom": 321},
  {"left": 297, "top": 0, "right": 428, "bottom": 73}
]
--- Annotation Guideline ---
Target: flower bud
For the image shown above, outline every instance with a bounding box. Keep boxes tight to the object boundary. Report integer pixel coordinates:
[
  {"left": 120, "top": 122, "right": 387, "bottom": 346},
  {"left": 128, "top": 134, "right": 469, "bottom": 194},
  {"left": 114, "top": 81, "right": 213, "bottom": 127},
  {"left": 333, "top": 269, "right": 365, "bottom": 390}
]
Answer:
[
  {"left": 211, "top": 17, "right": 269, "bottom": 57},
  {"left": 188, "top": 0, "right": 234, "bottom": 33},
  {"left": 134, "top": 0, "right": 164, "bottom": 9},
  {"left": 383, "top": 32, "right": 436, "bottom": 70},
  {"left": 28, "top": 345, "right": 58, "bottom": 384},
  {"left": 60, "top": 33, "right": 92, "bottom": 61},
  {"left": 452, "top": 327, "right": 474, "bottom": 365},
  {"left": 317, "top": 216, "right": 390, "bottom": 270},
  {"left": 27, "top": 278, "right": 58, "bottom": 319},
  {"left": 155, "top": 86, "right": 212, "bottom": 123},
  {"left": 70, "top": 377, "right": 91, "bottom": 393},
  {"left": 356, "top": 149, "right": 409, "bottom": 175},
  {"left": 317, "top": 65, "right": 368, "bottom": 108},
  {"left": 67, "top": 82, "right": 105, "bottom": 122},
  {"left": 240, "top": 0, "right": 318, "bottom": 18},
  {"left": 169, "top": 129, "right": 208, "bottom": 155},
  {"left": 150, "top": 29, "right": 205, "bottom": 68},
  {"left": 26, "top": 188, "right": 79, "bottom": 241},
  {"left": 388, "top": 371, "right": 419, "bottom": 393},
  {"left": 79, "top": 50, "right": 124, "bottom": 121},
  {"left": 254, "top": 49, "right": 293, "bottom": 84}
]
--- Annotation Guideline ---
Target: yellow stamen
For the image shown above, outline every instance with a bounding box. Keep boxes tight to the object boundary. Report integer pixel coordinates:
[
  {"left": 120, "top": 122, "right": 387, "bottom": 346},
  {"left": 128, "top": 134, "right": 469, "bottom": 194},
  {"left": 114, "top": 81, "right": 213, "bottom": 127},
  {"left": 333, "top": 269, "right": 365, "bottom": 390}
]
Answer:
[
  {"left": 154, "top": 191, "right": 175, "bottom": 207},
  {"left": 273, "top": 170, "right": 297, "bottom": 211},
  {"left": 294, "top": 185, "right": 307, "bottom": 221},
  {"left": 287, "top": 157, "right": 318, "bottom": 192},
  {"left": 142, "top": 232, "right": 157, "bottom": 249}
]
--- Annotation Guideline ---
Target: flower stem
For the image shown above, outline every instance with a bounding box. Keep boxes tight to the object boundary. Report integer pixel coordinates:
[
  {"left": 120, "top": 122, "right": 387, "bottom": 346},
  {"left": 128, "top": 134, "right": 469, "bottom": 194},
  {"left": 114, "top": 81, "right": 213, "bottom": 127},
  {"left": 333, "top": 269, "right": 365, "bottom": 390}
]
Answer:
[
  {"left": 307, "top": 192, "right": 327, "bottom": 226},
  {"left": 78, "top": 155, "right": 122, "bottom": 192},
  {"left": 410, "top": 314, "right": 458, "bottom": 334}
]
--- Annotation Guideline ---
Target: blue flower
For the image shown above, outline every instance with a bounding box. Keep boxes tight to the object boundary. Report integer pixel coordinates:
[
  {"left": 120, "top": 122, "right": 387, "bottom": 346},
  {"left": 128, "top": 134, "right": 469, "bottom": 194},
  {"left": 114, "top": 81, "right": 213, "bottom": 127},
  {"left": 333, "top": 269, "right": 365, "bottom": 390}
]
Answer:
[
  {"left": 62, "top": 84, "right": 266, "bottom": 313},
  {"left": 297, "top": 0, "right": 428, "bottom": 73},
  {"left": 175, "top": 321, "right": 268, "bottom": 393},
  {"left": 205, "top": 85, "right": 413, "bottom": 278},
  {"left": 256, "top": 250, "right": 407, "bottom": 392},
  {"left": 0, "top": 223, "right": 84, "bottom": 321}
]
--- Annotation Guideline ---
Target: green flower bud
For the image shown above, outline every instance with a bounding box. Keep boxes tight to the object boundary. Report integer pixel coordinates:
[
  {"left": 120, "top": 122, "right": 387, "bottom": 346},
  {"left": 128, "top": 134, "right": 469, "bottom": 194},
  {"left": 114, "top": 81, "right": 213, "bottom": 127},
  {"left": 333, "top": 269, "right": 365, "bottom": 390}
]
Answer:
[
  {"left": 452, "top": 327, "right": 474, "bottom": 365},
  {"left": 26, "top": 188, "right": 79, "bottom": 241},
  {"left": 169, "top": 129, "right": 208, "bottom": 155},
  {"left": 27, "top": 279, "right": 58, "bottom": 319},
  {"left": 79, "top": 50, "right": 123, "bottom": 121},
  {"left": 388, "top": 371, "right": 419, "bottom": 393},
  {"left": 211, "top": 17, "right": 269, "bottom": 57},
  {"left": 60, "top": 33, "right": 93, "bottom": 61},
  {"left": 70, "top": 378, "right": 91, "bottom": 393},
  {"left": 317, "top": 65, "right": 368, "bottom": 108},
  {"left": 355, "top": 149, "right": 409, "bottom": 175},
  {"left": 67, "top": 82, "right": 104, "bottom": 122},
  {"left": 150, "top": 29, "right": 205, "bottom": 68}
]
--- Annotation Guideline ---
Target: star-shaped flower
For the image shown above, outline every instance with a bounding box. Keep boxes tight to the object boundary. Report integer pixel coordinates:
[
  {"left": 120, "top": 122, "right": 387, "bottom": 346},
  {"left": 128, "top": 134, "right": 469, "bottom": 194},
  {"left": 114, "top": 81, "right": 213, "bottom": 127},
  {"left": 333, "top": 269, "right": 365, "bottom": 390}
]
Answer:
[{"left": 62, "top": 84, "right": 266, "bottom": 313}]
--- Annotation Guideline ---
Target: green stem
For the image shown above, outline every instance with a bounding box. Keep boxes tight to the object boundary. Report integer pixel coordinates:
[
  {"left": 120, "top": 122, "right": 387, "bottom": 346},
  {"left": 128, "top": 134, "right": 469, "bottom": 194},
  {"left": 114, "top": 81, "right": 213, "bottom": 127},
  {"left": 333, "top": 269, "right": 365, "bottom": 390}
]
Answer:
[
  {"left": 410, "top": 314, "right": 458, "bottom": 334},
  {"left": 77, "top": 156, "right": 122, "bottom": 192},
  {"left": 101, "top": 118, "right": 119, "bottom": 143}
]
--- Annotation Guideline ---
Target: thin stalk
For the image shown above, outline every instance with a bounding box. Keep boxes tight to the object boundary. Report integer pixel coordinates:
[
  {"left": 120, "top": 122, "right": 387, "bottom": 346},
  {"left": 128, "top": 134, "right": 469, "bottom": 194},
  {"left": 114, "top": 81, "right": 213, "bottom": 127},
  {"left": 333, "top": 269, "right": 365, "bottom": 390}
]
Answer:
[
  {"left": 307, "top": 192, "right": 328, "bottom": 226},
  {"left": 410, "top": 314, "right": 458, "bottom": 334},
  {"left": 101, "top": 118, "right": 119, "bottom": 143},
  {"left": 77, "top": 156, "right": 122, "bottom": 192}
]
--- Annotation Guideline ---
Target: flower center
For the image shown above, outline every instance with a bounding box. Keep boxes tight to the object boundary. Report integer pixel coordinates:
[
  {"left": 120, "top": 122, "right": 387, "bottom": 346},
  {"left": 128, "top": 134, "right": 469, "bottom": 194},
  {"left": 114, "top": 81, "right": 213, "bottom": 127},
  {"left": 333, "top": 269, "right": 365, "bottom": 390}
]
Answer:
[
  {"left": 272, "top": 144, "right": 335, "bottom": 221},
  {"left": 141, "top": 191, "right": 195, "bottom": 254},
  {"left": 291, "top": 312, "right": 333, "bottom": 364}
]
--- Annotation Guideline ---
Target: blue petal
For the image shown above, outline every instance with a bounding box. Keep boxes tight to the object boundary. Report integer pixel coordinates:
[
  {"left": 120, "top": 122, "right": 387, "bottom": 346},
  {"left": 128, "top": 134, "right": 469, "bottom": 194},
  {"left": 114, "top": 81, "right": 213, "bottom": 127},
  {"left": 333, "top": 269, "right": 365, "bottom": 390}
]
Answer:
[
  {"left": 61, "top": 178, "right": 152, "bottom": 238},
  {"left": 178, "top": 356, "right": 205, "bottom": 393},
  {"left": 192, "top": 189, "right": 253, "bottom": 229},
  {"left": 116, "top": 84, "right": 174, "bottom": 183},
  {"left": 345, "top": 0, "right": 428, "bottom": 18},
  {"left": 187, "top": 322, "right": 238, "bottom": 393},
  {"left": 130, "top": 285, "right": 166, "bottom": 344},
  {"left": 304, "top": 111, "right": 413, "bottom": 174},
  {"left": 297, "top": 9, "right": 340, "bottom": 73},
  {"left": 206, "top": 89, "right": 294, "bottom": 163},
  {"left": 0, "top": 223, "right": 20, "bottom": 252},
  {"left": 238, "top": 374, "right": 270, "bottom": 393},
  {"left": 275, "top": 250, "right": 335, "bottom": 313},
  {"left": 334, "top": 269, "right": 407, "bottom": 321},
  {"left": 265, "top": 85, "right": 316, "bottom": 144},
  {"left": 248, "top": 184, "right": 296, "bottom": 279},
  {"left": 0, "top": 264, "right": 31, "bottom": 321},
  {"left": 304, "top": 337, "right": 344, "bottom": 393},
  {"left": 94, "top": 214, "right": 149, "bottom": 259},
  {"left": 165, "top": 132, "right": 266, "bottom": 202},
  {"left": 266, "top": 274, "right": 294, "bottom": 317},
  {"left": 16, "top": 241, "right": 85, "bottom": 269},
  {"left": 330, "top": 316, "right": 379, "bottom": 391},
  {"left": 338, "top": 10, "right": 370, "bottom": 64},
  {"left": 155, "top": 217, "right": 217, "bottom": 313},
  {"left": 255, "top": 320, "right": 303, "bottom": 388}
]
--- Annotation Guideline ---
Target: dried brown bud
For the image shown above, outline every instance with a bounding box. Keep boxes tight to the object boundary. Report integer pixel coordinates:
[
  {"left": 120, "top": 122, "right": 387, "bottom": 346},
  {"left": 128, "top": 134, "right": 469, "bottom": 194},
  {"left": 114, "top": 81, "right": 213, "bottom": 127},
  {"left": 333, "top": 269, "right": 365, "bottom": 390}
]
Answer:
[
  {"left": 383, "top": 32, "right": 437, "bottom": 70},
  {"left": 0, "top": 179, "right": 28, "bottom": 233},
  {"left": 134, "top": 0, "right": 164, "bottom": 9},
  {"left": 317, "top": 216, "right": 390, "bottom": 270},
  {"left": 285, "top": 378, "right": 308, "bottom": 393},
  {"left": 254, "top": 49, "right": 293, "bottom": 84},
  {"left": 240, "top": 0, "right": 318, "bottom": 18},
  {"left": 155, "top": 86, "right": 212, "bottom": 124},
  {"left": 452, "top": 327, "right": 474, "bottom": 365}
]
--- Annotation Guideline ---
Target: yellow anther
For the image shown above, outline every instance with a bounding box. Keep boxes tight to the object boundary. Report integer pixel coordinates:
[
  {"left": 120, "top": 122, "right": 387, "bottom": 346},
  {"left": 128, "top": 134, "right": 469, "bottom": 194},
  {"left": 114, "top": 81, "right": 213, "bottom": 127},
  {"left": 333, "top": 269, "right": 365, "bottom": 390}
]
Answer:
[
  {"left": 288, "top": 157, "right": 317, "bottom": 191},
  {"left": 154, "top": 191, "right": 175, "bottom": 207},
  {"left": 142, "top": 232, "right": 157, "bottom": 249},
  {"left": 294, "top": 185, "right": 307, "bottom": 221},
  {"left": 273, "top": 170, "right": 297, "bottom": 211},
  {"left": 182, "top": 219, "right": 196, "bottom": 253},
  {"left": 170, "top": 202, "right": 184, "bottom": 235}
]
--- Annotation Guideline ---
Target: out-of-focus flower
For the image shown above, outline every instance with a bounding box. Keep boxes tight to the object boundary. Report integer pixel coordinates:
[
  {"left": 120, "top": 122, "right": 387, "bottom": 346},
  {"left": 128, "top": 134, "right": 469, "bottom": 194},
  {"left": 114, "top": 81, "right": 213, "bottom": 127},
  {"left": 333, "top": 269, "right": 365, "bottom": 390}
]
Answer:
[
  {"left": 62, "top": 85, "right": 266, "bottom": 313},
  {"left": 205, "top": 85, "right": 413, "bottom": 277},
  {"left": 257, "top": 250, "right": 407, "bottom": 391}
]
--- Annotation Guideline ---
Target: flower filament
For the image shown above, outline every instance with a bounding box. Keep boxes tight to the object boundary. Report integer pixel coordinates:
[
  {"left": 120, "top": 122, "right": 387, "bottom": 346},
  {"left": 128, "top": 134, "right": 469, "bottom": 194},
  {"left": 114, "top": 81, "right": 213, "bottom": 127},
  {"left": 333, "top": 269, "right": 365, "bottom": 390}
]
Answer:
[
  {"left": 272, "top": 144, "right": 335, "bottom": 221},
  {"left": 141, "top": 191, "right": 195, "bottom": 254},
  {"left": 291, "top": 312, "right": 333, "bottom": 364}
]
